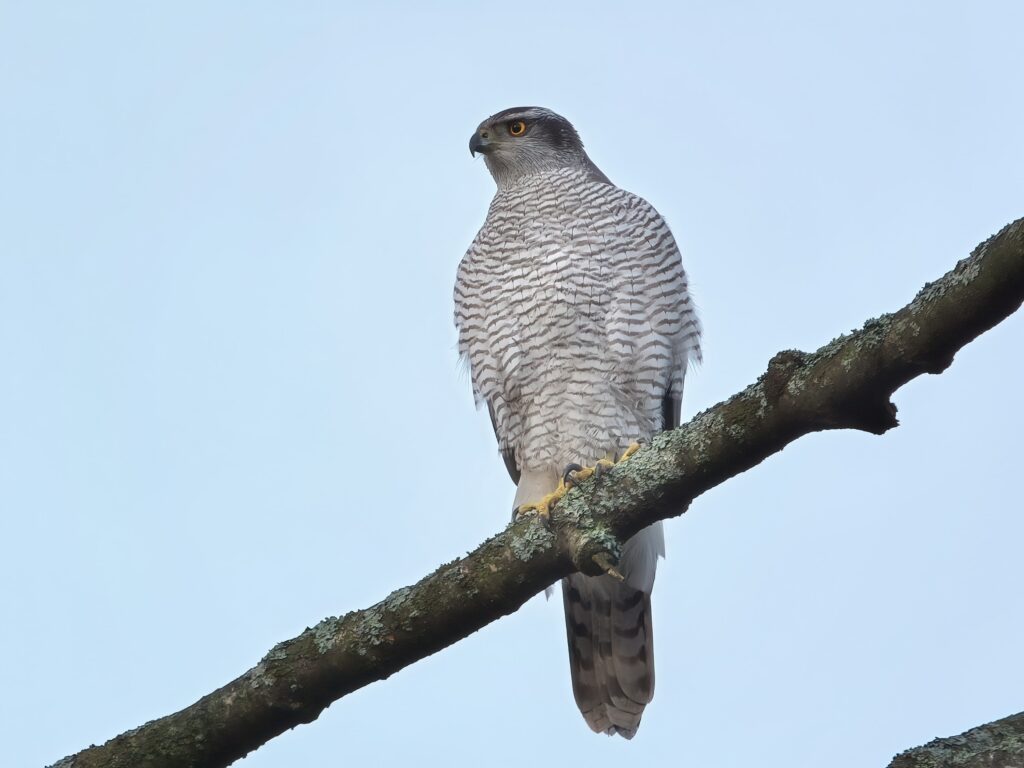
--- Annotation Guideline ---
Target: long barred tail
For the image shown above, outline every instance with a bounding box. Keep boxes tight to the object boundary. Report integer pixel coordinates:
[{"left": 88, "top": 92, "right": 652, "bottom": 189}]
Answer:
[
  {"left": 562, "top": 523, "right": 662, "bottom": 738},
  {"left": 513, "top": 469, "right": 663, "bottom": 737}
]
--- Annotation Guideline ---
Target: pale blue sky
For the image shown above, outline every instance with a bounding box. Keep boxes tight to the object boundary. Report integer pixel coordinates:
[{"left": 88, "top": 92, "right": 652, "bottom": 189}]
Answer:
[{"left": 2, "top": 3, "right": 1022, "bottom": 766}]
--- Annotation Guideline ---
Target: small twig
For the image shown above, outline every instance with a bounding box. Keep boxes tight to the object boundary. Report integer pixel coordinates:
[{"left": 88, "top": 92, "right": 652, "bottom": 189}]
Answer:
[{"left": 591, "top": 552, "right": 625, "bottom": 581}]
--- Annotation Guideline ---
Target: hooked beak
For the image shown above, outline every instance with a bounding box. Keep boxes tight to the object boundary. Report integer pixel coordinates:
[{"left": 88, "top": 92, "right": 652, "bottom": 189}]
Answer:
[{"left": 469, "top": 132, "right": 491, "bottom": 157}]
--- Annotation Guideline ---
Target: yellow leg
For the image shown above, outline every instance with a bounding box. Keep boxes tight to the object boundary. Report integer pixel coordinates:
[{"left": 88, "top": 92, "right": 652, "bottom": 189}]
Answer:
[
  {"left": 515, "top": 444, "right": 642, "bottom": 518},
  {"left": 516, "top": 477, "right": 569, "bottom": 519},
  {"left": 618, "top": 442, "right": 643, "bottom": 462}
]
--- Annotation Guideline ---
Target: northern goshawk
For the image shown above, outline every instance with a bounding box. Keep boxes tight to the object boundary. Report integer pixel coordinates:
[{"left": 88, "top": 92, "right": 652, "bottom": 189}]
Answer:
[{"left": 454, "top": 106, "right": 701, "bottom": 738}]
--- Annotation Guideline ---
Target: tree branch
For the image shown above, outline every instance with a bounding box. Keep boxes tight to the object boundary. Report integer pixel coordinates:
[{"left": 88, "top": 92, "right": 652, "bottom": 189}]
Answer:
[
  {"left": 51, "top": 218, "right": 1024, "bottom": 768},
  {"left": 888, "top": 710, "right": 1024, "bottom": 768}
]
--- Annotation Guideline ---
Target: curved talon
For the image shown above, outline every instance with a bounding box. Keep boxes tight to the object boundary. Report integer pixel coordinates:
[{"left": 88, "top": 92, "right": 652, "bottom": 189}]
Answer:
[
  {"left": 518, "top": 443, "right": 645, "bottom": 523},
  {"left": 569, "top": 465, "right": 596, "bottom": 484},
  {"left": 516, "top": 498, "right": 555, "bottom": 520},
  {"left": 562, "top": 463, "right": 584, "bottom": 488}
]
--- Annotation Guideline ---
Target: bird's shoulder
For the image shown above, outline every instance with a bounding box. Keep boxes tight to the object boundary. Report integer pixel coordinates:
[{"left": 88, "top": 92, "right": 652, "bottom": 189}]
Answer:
[{"left": 456, "top": 172, "right": 676, "bottom": 288}]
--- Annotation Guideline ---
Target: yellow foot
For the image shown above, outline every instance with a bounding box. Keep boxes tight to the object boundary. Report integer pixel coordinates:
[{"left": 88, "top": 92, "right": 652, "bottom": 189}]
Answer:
[
  {"left": 516, "top": 482, "right": 568, "bottom": 519},
  {"left": 515, "top": 445, "right": 641, "bottom": 519},
  {"left": 577, "top": 458, "right": 617, "bottom": 484},
  {"left": 618, "top": 442, "right": 643, "bottom": 462}
]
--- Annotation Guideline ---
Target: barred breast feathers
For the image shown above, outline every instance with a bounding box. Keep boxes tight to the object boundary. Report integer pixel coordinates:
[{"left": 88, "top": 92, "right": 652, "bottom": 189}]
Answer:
[{"left": 454, "top": 167, "right": 701, "bottom": 472}]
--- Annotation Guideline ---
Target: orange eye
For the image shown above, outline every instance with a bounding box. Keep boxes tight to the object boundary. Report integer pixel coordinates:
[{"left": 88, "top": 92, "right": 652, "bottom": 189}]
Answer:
[{"left": 508, "top": 120, "right": 527, "bottom": 136}]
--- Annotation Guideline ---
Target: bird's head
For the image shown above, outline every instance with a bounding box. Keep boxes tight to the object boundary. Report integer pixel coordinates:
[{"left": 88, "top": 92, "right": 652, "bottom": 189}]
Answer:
[{"left": 469, "top": 106, "right": 599, "bottom": 187}]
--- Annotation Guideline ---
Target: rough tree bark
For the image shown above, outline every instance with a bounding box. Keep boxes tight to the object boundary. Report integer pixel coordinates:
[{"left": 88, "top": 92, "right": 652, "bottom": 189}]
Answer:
[
  {"left": 51, "top": 218, "right": 1024, "bottom": 768},
  {"left": 889, "top": 711, "right": 1024, "bottom": 768}
]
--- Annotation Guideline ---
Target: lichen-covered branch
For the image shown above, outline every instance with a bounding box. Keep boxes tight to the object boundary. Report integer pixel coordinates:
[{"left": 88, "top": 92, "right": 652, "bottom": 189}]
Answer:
[
  {"left": 888, "top": 711, "right": 1024, "bottom": 768},
  {"left": 51, "top": 217, "right": 1024, "bottom": 768}
]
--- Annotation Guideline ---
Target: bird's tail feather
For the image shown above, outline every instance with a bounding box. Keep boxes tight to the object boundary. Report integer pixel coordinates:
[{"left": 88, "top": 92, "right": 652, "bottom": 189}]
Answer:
[
  {"left": 562, "top": 522, "right": 661, "bottom": 738},
  {"left": 515, "top": 467, "right": 661, "bottom": 738},
  {"left": 562, "top": 572, "right": 656, "bottom": 738}
]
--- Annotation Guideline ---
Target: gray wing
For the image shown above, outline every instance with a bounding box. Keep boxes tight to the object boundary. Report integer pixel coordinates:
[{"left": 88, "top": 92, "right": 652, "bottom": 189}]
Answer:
[
  {"left": 455, "top": 231, "right": 524, "bottom": 487},
  {"left": 488, "top": 403, "right": 519, "bottom": 484}
]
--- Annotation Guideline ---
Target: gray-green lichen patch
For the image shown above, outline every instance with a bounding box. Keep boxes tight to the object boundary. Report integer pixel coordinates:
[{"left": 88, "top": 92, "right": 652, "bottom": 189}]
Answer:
[
  {"left": 381, "top": 585, "right": 426, "bottom": 628},
  {"left": 355, "top": 607, "right": 387, "bottom": 650},
  {"left": 576, "top": 524, "right": 621, "bottom": 560},
  {"left": 785, "top": 363, "right": 813, "bottom": 395},
  {"left": 312, "top": 616, "right": 343, "bottom": 654},
  {"left": 670, "top": 409, "right": 721, "bottom": 459},
  {"left": 666, "top": 409, "right": 725, "bottom": 465},
  {"left": 249, "top": 661, "right": 274, "bottom": 689},
  {"left": 508, "top": 520, "right": 554, "bottom": 561},
  {"left": 894, "top": 317, "right": 922, "bottom": 340},
  {"left": 262, "top": 641, "right": 289, "bottom": 664},
  {"left": 443, "top": 562, "right": 480, "bottom": 599},
  {"left": 314, "top": 609, "right": 384, "bottom": 656},
  {"left": 383, "top": 586, "right": 413, "bottom": 610},
  {"left": 890, "top": 712, "right": 1024, "bottom": 767},
  {"left": 724, "top": 421, "right": 748, "bottom": 442},
  {"left": 913, "top": 250, "right": 985, "bottom": 306},
  {"left": 781, "top": 313, "right": 894, "bottom": 385}
]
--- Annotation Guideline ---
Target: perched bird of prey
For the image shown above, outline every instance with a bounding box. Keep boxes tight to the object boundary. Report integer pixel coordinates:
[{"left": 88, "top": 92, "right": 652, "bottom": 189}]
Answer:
[{"left": 454, "top": 107, "right": 701, "bottom": 738}]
